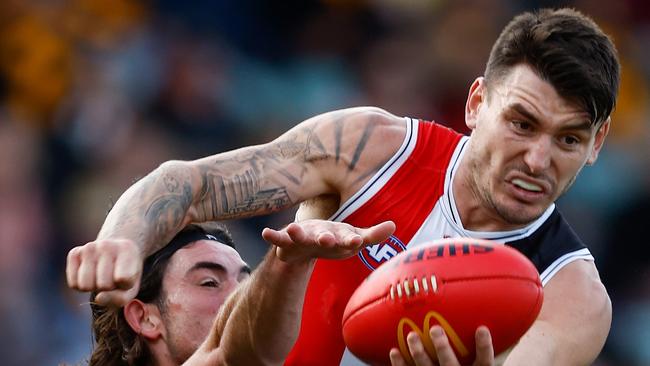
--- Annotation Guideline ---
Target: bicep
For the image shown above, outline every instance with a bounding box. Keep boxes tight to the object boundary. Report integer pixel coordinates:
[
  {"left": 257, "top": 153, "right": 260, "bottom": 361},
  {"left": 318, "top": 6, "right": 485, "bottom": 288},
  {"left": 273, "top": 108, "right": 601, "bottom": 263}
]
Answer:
[{"left": 504, "top": 260, "right": 611, "bottom": 366}]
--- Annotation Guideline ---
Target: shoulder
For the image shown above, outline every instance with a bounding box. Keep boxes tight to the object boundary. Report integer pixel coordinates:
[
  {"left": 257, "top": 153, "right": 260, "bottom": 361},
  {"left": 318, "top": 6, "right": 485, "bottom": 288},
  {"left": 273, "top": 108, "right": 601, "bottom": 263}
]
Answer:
[
  {"left": 277, "top": 106, "right": 407, "bottom": 168},
  {"left": 544, "top": 259, "right": 608, "bottom": 302},
  {"left": 508, "top": 208, "right": 592, "bottom": 284},
  {"left": 304, "top": 106, "right": 407, "bottom": 139},
  {"left": 299, "top": 107, "right": 408, "bottom": 196}
]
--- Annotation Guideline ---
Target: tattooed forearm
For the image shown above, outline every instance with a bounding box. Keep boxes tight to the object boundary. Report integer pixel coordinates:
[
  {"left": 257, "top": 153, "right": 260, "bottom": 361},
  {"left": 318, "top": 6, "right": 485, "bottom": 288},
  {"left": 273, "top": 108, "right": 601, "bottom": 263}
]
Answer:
[
  {"left": 163, "top": 174, "right": 180, "bottom": 192},
  {"left": 94, "top": 107, "right": 399, "bottom": 257},
  {"left": 144, "top": 178, "right": 193, "bottom": 245},
  {"left": 96, "top": 163, "right": 198, "bottom": 253},
  {"left": 199, "top": 168, "right": 292, "bottom": 220}
]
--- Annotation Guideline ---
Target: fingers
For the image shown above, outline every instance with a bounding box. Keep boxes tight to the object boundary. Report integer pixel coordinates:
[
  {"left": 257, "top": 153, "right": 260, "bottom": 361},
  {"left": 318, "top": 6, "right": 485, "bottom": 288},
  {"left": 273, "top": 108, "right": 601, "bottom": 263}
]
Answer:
[
  {"left": 264, "top": 220, "right": 397, "bottom": 262},
  {"left": 473, "top": 326, "right": 494, "bottom": 366},
  {"left": 283, "top": 222, "right": 342, "bottom": 248},
  {"left": 261, "top": 227, "right": 293, "bottom": 247},
  {"left": 360, "top": 220, "right": 396, "bottom": 244},
  {"left": 76, "top": 245, "right": 99, "bottom": 291},
  {"left": 407, "top": 331, "right": 435, "bottom": 366},
  {"left": 96, "top": 252, "right": 116, "bottom": 290},
  {"left": 390, "top": 348, "right": 408, "bottom": 366},
  {"left": 316, "top": 231, "right": 337, "bottom": 247},
  {"left": 430, "top": 326, "right": 460, "bottom": 366},
  {"left": 66, "top": 247, "right": 82, "bottom": 288},
  {"left": 285, "top": 222, "right": 311, "bottom": 245},
  {"left": 114, "top": 244, "right": 143, "bottom": 289},
  {"left": 66, "top": 239, "right": 143, "bottom": 306}
]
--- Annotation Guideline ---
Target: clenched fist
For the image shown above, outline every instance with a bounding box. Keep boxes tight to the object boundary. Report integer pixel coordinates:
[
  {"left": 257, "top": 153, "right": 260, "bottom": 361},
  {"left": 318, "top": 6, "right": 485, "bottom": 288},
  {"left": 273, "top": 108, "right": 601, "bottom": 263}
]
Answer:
[{"left": 66, "top": 239, "right": 143, "bottom": 306}]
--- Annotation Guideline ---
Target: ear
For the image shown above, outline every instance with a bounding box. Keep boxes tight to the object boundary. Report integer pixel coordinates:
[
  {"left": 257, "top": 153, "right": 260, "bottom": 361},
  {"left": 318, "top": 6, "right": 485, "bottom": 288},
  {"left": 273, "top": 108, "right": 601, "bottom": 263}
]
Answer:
[
  {"left": 586, "top": 117, "right": 610, "bottom": 165},
  {"left": 465, "top": 77, "right": 486, "bottom": 130},
  {"left": 123, "top": 299, "right": 165, "bottom": 341}
]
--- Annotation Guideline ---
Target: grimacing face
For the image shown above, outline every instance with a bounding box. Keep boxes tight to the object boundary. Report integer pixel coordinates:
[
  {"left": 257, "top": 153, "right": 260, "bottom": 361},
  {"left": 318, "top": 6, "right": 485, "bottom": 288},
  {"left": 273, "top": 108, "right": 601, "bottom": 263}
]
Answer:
[
  {"left": 460, "top": 63, "right": 609, "bottom": 229},
  {"left": 159, "top": 240, "right": 250, "bottom": 364}
]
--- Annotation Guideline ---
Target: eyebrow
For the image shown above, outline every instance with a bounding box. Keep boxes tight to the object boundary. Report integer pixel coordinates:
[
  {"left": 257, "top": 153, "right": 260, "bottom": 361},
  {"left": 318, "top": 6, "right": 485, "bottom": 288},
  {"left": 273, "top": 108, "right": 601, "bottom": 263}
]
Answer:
[
  {"left": 508, "top": 103, "right": 593, "bottom": 131},
  {"left": 188, "top": 261, "right": 252, "bottom": 276},
  {"left": 507, "top": 103, "right": 541, "bottom": 125}
]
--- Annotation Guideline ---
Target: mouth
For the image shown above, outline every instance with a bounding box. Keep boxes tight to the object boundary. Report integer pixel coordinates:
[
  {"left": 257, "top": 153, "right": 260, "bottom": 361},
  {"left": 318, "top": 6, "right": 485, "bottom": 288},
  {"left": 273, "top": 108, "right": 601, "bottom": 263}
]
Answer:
[
  {"left": 505, "top": 174, "right": 552, "bottom": 203},
  {"left": 511, "top": 178, "right": 543, "bottom": 192}
]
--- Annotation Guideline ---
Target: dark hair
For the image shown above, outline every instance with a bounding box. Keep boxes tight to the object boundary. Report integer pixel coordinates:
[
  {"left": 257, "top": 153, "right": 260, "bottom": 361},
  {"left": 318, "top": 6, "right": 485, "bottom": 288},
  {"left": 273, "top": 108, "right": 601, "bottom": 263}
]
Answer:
[
  {"left": 88, "top": 222, "right": 234, "bottom": 366},
  {"left": 484, "top": 8, "right": 620, "bottom": 125}
]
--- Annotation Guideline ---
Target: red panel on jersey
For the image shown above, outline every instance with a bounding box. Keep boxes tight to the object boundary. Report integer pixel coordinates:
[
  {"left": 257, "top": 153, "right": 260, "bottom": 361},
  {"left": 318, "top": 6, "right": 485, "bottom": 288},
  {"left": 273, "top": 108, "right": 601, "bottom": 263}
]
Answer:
[{"left": 285, "top": 120, "right": 463, "bottom": 365}]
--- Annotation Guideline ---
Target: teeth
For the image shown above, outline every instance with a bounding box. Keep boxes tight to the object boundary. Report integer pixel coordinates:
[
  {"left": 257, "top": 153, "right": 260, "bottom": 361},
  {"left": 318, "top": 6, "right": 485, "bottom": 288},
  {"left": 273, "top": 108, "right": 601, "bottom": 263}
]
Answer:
[{"left": 512, "top": 178, "right": 542, "bottom": 192}]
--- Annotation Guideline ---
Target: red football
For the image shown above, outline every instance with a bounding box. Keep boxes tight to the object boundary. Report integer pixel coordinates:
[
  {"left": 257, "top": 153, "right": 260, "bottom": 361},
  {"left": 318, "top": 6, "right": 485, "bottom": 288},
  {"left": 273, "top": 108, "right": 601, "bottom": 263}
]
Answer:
[{"left": 342, "top": 238, "right": 543, "bottom": 365}]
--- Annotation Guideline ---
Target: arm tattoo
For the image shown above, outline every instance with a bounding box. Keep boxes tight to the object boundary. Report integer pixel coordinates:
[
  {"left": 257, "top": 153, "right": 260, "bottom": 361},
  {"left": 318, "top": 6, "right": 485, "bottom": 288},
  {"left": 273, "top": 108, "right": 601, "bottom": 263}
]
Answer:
[
  {"left": 201, "top": 169, "right": 292, "bottom": 219},
  {"left": 195, "top": 109, "right": 387, "bottom": 221},
  {"left": 348, "top": 119, "right": 377, "bottom": 171},
  {"left": 334, "top": 117, "right": 344, "bottom": 163},
  {"left": 306, "top": 131, "right": 327, "bottom": 157},
  {"left": 144, "top": 178, "right": 193, "bottom": 243}
]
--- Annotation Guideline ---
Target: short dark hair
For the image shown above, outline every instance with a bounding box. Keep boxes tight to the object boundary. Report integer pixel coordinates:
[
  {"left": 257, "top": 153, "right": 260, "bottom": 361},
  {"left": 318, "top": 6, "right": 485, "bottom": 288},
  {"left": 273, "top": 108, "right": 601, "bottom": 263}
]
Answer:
[
  {"left": 484, "top": 8, "right": 620, "bottom": 125},
  {"left": 88, "top": 222, "right": 234, "bottom": 366}
]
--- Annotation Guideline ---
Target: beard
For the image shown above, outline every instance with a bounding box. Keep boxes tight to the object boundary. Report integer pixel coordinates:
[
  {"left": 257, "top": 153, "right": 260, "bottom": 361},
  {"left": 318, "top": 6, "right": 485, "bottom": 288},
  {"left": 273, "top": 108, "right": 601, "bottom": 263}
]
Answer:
[
  {"left": 160, "top": 304, "right": 201, "bottom": 365},
  {"left": 467, "top": 155, "right": 570, "bottom": 227},
  {"left": 483, "top": 187, "right": 542, "bottom": 225}
]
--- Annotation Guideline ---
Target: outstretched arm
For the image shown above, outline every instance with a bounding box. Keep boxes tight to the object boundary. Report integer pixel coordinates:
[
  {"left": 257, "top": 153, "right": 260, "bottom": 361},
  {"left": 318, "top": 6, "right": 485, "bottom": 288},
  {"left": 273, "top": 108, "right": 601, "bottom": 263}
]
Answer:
[
  {"left": 67, "top": 107, "right": 406, "bottom": 305},
  {"left": 183, "top": 219, "right": 396, "bottom": 366}
]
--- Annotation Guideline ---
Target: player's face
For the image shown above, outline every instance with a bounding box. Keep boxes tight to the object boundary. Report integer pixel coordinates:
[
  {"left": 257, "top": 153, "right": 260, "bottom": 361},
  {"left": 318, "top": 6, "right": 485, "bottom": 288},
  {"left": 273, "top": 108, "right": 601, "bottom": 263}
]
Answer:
[
  {"left": 159, "top": 240, "right": 250, "bottom": 363},
  {"left": 463, "top": 63, "right": 609, "bottom": 227}
]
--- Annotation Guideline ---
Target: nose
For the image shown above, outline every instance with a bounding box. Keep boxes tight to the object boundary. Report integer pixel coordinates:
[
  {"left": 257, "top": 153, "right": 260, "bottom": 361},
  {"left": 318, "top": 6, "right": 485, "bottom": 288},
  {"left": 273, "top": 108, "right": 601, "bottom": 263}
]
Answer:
[{"left": 523, "top": 136, "right": 552, "bottom": 174}]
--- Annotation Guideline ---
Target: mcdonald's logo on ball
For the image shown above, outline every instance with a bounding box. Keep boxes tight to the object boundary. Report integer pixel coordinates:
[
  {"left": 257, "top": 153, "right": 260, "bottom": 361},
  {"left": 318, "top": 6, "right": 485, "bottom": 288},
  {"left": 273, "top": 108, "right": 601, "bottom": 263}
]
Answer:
[
  {"left": 342, "top": 238, "right": 543, "bottom": 365},
  {"left": 396, "top": 311, "right": 468, "bottom": 365}
]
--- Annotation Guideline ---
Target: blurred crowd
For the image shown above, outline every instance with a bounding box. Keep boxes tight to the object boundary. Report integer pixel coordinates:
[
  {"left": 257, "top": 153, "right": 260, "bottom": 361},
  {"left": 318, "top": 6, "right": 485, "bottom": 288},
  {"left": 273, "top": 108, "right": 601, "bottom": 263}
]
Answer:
[{"left": 0, "top": 0, "right": 648, "bottom": 365}]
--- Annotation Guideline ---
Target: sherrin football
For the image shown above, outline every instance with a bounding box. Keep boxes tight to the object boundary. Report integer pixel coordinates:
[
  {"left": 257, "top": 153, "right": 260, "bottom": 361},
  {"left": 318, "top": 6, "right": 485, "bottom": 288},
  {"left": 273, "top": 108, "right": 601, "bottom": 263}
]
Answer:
[{"left": 342, "top": 238, "right": 543, "bottom": 365}]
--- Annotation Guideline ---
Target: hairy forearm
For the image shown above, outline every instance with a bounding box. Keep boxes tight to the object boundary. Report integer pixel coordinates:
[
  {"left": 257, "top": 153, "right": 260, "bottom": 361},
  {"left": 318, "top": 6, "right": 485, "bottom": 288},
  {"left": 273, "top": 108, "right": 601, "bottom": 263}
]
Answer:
[
  {"left": 216, "top": 250, "right": 315, "bottom": 365},
  {"left": 96, "top": 141, "right": 306, "bottom": 256}
]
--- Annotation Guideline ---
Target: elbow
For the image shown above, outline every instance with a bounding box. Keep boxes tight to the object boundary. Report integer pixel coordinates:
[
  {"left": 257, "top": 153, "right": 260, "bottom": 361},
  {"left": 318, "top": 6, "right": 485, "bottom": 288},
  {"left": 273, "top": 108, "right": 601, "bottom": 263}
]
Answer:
[
  {"left": 152, "top": 159, "right": 204, "bottom": 222},
  {"left": 154, "top": 160, "right": 203, "bottom": 197}
]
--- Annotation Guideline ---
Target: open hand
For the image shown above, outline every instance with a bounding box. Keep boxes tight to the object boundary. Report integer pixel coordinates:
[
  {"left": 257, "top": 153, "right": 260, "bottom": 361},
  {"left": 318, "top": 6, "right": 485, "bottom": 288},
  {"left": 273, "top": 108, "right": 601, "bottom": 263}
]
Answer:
[{"left": 261, "top": 219, "right": 396, "bottom": 264}]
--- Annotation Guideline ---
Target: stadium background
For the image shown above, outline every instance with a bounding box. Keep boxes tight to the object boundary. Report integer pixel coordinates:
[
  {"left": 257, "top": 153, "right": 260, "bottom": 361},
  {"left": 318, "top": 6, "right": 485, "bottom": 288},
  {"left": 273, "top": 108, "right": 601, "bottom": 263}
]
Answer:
[{"left": 0, "top": 0, "right": 648, "bottom": 365}]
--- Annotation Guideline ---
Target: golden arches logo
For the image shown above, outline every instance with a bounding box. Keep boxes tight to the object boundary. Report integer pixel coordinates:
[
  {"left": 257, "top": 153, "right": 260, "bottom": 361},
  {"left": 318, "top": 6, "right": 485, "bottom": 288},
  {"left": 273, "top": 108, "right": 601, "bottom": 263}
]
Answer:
[{"left": 397, "top": 311, "right": 469, "bottom": 364}]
